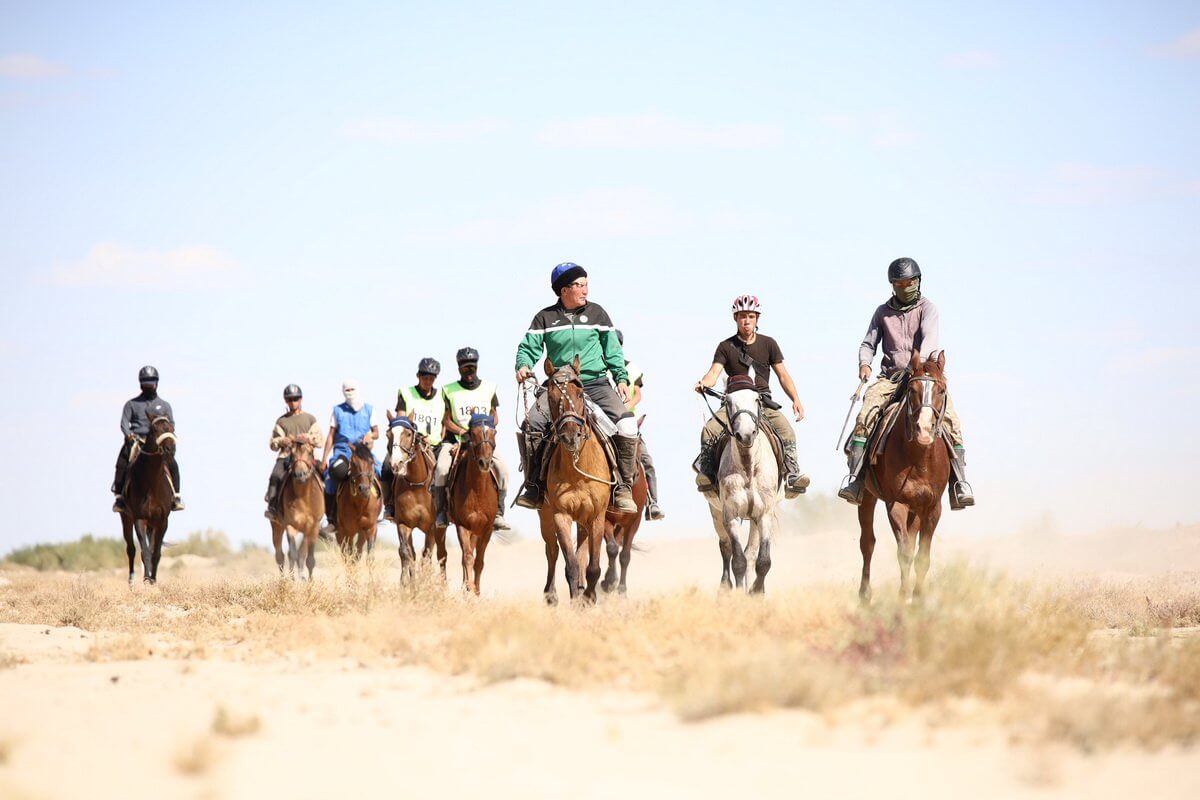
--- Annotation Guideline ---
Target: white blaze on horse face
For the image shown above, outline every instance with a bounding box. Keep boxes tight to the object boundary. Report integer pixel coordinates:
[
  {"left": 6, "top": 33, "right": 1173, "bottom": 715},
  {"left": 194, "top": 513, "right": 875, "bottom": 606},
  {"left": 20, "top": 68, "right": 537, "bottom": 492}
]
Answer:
[
  {"left": 727, "top": 390, "right": 760, "bottom": 445},
  {"left": 916, "top": 381, "right": 935, "bottom": 445}
]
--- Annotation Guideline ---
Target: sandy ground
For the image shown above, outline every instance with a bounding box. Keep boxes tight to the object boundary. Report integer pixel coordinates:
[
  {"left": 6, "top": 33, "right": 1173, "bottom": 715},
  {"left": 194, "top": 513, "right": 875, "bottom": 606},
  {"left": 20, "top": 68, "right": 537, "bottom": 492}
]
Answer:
[{"left": 2, "top": 524, "right": 1199, "bottom": 799}]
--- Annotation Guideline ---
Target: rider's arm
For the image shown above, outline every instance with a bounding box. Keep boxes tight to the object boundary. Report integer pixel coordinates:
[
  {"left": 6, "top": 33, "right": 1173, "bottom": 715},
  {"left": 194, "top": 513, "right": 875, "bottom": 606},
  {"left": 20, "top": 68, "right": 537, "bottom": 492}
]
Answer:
[
  {"left": 772, "top": 362, "right": 806, "bottom": 420},
  {"left": 306, "top": 420, "right": 323, "bottom": 449},
  {"left": 917, "top": 301, "right": 940, "bottom": 361},
  {"left": 121, "top": 401, "right": 135, "bottom": 439},
  {"left": 695, "top": 362, "right": 724, "bottom": 392},
  {"left": 321, "top": 419, "right": 336, "bottom": 466},
  {"left": 859, "top": 307, "right": 882, "bottom": 379},
  {"left": 515, "top": 313, "right": 546, "bottom": 379},
  {"left": 599, "top": 326, "right": 628, "bottom": 387},
  {"left": 269, "top": 422, "right": 287, "bottom": 451},
  {"left": 443, "top": 393, "right": 466, "bottom": 436},
  {"left": 490, "top": 395, "right": 500, "bottom": 430}
]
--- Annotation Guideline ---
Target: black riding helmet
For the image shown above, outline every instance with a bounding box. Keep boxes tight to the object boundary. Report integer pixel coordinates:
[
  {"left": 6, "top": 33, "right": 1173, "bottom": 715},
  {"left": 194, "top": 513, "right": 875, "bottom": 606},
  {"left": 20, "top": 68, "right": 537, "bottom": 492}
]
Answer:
[
  {"left": 887, "top": 257, "right": 921, "bottom": 282},
  {"left": 138, "top": 365, "right": 159, "bottom": 383},
  {"left": 283, "top": 384, "right": 303, "bottom": 400},
  {"left": 456, "top": 347, "right": 479, "bottom": 365},
  {"left": 417, "top": 357, "right": 441, "bottom": 376}
]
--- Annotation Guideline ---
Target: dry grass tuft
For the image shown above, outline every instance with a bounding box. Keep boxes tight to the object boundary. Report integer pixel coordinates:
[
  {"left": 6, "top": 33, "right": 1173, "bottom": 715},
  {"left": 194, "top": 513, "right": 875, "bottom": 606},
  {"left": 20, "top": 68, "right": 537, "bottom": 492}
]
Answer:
[
  {"left": 211, "top": 706, "right": 261, "bottom": 738},
  {"left": 172, "top": 735, "right": 218, "bottom": 776},
  {"left": 3, "top": 556, "right": 1200, "bottom": 750}
]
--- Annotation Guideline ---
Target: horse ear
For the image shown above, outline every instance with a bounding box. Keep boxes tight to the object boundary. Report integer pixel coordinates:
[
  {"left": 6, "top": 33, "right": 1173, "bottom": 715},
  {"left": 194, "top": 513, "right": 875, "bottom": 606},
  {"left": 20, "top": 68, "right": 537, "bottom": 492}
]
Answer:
[
  {"left": 386, "top": 409, "right": 395, "bottom": 421},
  {"left": 637, "top": 414, "right": 646, "bottom": 429},
  {"left": 544, "top": 358, "right": 556, "bottom": 378},
  {"left": 937, "top": 350, "right": 946, "bottom": 370},
  {"left": 909, "top": 350, "right": 922, "bottom": 371},
  {"left": 572, "top": 355, "right": 581, "bottom": 375}
]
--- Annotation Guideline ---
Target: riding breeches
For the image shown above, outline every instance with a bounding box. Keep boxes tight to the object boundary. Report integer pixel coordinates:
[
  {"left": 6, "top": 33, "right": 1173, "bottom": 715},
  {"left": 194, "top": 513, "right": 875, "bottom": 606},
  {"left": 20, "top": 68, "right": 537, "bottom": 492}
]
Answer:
[
  {"left": 113, "top": 440, "right": 180, "bottom": 494},
  {"left": 523, "top": 379, "right": 639, "bottom": 440},
  {"left": 700, "top": 405, "right": 796, "bottom": 451},
  {"left": 852, "top": 376, "right": 964, "bottom": 446},
  {"left": 265, "top": 458, "right": 288, "bottom": 503},
  {"left": 433, "top": 443, "right": 508, "bottom": 491}
]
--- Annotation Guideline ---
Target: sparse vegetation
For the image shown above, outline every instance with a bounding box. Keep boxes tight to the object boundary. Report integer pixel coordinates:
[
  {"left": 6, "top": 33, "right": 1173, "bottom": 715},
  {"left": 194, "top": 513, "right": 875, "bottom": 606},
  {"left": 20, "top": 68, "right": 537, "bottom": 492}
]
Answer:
[
  {"left": 172, "top": 735, "right": 217, "bottom": 776},
  {"left": 2, "top": 529, "right": 240, "bottom": 572},
  {"left": 211, "top": 706, "right": 261, "bottom": 738}
]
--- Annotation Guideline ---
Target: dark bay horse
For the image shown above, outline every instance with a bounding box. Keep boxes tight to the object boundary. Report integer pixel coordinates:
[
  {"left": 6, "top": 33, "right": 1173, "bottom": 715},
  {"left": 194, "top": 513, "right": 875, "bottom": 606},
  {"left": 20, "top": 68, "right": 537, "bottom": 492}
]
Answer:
[
  {"left": 540, "top": 357, "right": 610, "bottom": 604},
  {"left": 448, "top": 416, "right": 498, "bottom": 595},
  {"left": 335, "top": 442, "right": 382, "bottom": 559},
  {"left": 271, "top": 437, "right": 324, "bottom": 580},
  {"left": 858, "top": 350, "right": 953, "bottom": 603},
  {"left": 385, "top": 415, "right": 446, "bottom": 585},
  {"left": 119, "top": 415, "right": 177, "bottom": 584}
]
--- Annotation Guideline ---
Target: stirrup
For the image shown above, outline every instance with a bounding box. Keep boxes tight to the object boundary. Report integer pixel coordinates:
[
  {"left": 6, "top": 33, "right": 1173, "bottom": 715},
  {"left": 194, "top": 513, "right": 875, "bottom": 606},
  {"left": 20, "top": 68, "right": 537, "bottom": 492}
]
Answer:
[
  {"left": 645, "top": 503, "right": 665, "bottom": 521},
  {"left": 837, "top": 477, "right": 864, "bottom": 506},
  {"left": 112, "top": 496, "right": 126, "bottom": 513},
  {"left": 172, "top": 496, "right": 186, "bottom": 512},
  {"left": 493, "top": 514, "right": 511, "bottom": 531},
  {"left": 950, "top": 481, "right": 975, "bottom": 510},
  {"left": 515, "top": 484, "right": 543, "bottom": 510},
  {"left": 784, "top": 473, "right": 810, "bottom": 498}
]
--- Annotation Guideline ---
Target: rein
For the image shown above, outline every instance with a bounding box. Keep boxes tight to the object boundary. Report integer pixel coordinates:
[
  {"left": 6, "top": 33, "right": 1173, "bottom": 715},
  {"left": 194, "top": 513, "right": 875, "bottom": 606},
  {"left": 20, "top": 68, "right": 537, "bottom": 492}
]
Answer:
[
  {"left": 549, "top": 373, "right": 616, "bottom": 487},
  {"left": 904, "top": 375, "right": 948, "bottom": 442}
]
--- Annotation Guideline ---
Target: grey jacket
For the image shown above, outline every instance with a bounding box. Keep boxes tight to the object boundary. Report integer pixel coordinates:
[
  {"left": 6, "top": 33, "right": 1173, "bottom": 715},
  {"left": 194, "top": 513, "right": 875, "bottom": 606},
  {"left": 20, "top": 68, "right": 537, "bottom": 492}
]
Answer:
[
  {"left": 120, "top": 392, "right": 175, "bottom": 438},
  {"left": 858, "top": 297, "right": 940, "bottom": 378}
]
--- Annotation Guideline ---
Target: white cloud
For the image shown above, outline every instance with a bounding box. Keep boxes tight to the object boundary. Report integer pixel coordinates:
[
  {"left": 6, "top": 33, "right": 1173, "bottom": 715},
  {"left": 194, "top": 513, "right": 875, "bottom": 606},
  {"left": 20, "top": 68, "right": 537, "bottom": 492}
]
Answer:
[
  {"left": 1150, "top": 28, "right": 1200, "bottom": 59},
  {"left": 0, "top": 54, "right": 67, "bottom": 78},
  {"left": 409, "top": 188, "right": 693, "bottom": 246},
  {"left": 537, "top": 113, "right": 782, "bottom": 149},
  {"left": 340, "top": 117, "right": 508, "bottom": 143},
  {"left": 818, "top": 111, "right": 920, "bottom": 149},
  {"left": 944, "top": 50, "right": 999, "bottom": 69},
  {"left": 52, "top": 242, "right": 237, "bottom": 288}
]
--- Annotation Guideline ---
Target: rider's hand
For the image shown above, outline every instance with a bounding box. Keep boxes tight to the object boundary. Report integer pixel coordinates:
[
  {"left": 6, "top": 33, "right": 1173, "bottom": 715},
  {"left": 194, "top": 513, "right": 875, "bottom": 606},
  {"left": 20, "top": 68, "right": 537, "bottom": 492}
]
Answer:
[
  {"left": 792, "top": 401, "right": 805, "bottom": 422},
  {"left": 858, "top": 364, "right": 871, "bottom": 382},
  {"left": 319, "top": 459, "right": 328, "bottom": 472},
  {"left": 515, "top": 366, "right": 533, "bottom": 383},
  {"left": 694, "top": 381, "right": 706, "bottom": 395},
  {"left": 617, "top": 382, "right": 630, "bottom": 403}
]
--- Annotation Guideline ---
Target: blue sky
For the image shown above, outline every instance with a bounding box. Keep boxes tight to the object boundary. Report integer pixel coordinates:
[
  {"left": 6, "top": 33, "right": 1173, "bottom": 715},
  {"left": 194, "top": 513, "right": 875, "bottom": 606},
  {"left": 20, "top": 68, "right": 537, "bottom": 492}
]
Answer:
[{"left": 1, "top": 2, "right": 1197, "bottom": 550}]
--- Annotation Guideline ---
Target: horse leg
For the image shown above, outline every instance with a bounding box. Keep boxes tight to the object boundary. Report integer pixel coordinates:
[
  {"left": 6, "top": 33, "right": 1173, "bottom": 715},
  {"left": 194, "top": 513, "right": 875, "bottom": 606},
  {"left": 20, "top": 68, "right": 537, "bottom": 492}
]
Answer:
[
  {"left": 601, "top": 524, "right": 619, "bottom": 594},
  {"left": 555, "top": 513, "right": 580, "bottom": 601},
  {"left": 709, "top": 504, "right": 733, "bottom": 590},
  {"left": 271, "top": 522, "right": 285, "bottom": 573},
  {"left": 858, "top": 494, "right": 878, "bottom": 604},
  {"left": 122, "top": 517, "right": 137, "bottom": 584},
  {"left": 543, "top": 532, "right": 559, "bottom": 605},
  {"left": 435, "top": 528, "right": 448, "bottom": 581},
  {"left": 618, "top": 528, "right": 633, "bottom": 595},
  {"left": 396, "top": 524, "right": 414, "bottom": 587},
  {"left": 582, "top": 520, "right": 602, "bottom": 603},
  {"left": 744, "top": 520, "right": 762, "bottom": 595},
  {"left": 459, "top": 527, "right": 476, "bottom": 594},
  {"left": 574, "top": 523, "right": 589, "bottom": 595},
  {"left": 749, "top": 516, "right": 772, "bottom": 595},
  {"left": 887, "top": 502, "right": 914, "bottom": 602},
  {"left": 286, "top": 526, "right": 300, "bottom": 579},
  {"left": 473, "top": 531, "right": 491, "bottom": 596},
  {"left": 725, "top": 516, "right": 747, "bottom": 590},
  {"left": 913, "top": 505, "right": 940, "bottom": 602},
  {"left": 135, "top": 519, "right": 153, "bottom": 584},
  {"left": 149, "top": 520, "right": 166, "bottom": 585}
]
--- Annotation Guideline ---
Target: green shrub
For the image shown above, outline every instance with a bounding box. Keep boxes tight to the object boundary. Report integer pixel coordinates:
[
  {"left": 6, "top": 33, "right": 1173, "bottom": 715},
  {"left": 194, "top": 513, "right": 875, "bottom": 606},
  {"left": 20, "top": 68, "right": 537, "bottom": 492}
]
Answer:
[{"left": 4, "top": 535, "right": 126, "bottom": 571}]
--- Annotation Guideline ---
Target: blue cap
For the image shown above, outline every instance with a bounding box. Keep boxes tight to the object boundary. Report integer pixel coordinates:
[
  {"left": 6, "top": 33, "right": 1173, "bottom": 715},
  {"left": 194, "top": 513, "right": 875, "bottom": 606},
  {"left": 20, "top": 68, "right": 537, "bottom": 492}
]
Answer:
[
  {"left": 468, "top": 413, "right": 495, "bottom": 429},
  {"left": 550, "top": 262, "right": 587, "bottom": 293}
]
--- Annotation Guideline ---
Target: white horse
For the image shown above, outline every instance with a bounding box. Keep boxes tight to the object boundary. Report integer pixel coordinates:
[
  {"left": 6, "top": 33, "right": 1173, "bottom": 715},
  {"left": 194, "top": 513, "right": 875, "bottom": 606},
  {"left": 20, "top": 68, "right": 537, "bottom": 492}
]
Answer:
[{"left": 705, "top": 386, "right": 782, "bottom": 593}]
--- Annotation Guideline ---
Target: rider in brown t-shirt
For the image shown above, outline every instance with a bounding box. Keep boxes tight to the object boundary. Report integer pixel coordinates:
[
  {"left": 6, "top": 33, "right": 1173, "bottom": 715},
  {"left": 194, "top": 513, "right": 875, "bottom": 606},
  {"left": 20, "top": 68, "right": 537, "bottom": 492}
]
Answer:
[{"left": 692, "top": 295, "right": 810, "bottom": 497}]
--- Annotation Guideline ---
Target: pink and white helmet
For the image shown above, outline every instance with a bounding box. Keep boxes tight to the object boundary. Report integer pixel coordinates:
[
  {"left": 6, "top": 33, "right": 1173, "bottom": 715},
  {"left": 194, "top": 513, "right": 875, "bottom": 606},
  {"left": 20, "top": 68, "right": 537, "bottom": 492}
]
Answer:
[{"left": 731, "top": 294, "right": 761, "bottom": 314}]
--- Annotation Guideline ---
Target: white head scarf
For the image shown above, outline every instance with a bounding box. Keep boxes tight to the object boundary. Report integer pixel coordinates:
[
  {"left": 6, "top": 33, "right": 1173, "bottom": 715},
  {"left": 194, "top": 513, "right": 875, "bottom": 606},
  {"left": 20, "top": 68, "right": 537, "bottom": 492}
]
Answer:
[{"left": 342, "top": 379, "right": 364, "bottom": 412}]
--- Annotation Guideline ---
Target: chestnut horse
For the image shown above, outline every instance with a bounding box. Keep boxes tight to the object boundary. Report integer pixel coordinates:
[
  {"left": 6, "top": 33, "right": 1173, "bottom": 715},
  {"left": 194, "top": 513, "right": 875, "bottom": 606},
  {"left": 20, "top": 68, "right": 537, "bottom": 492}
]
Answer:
[
  {"left": 271, "top": 437, "right": 324, "bottom": 580},
  {"left": 600, "top": 437, "right": 647, "bottom": 595},
  {"left": 335, "top": 442, "right": 382, "bottom": 559},
  {"left": 447, "top": 416, "right": 499, "bottom": 595},
  {"left": 384, "top": 415, "right": 446, "bottom": 584},
  {"left": 119, "top": 415, "right": 177, "bottom": 584},
  {"left": 540, "top": 358, "right": 611, "bottom": 604},
  {"left": 858, "top": 351, "right": 953, "bottom": 603}
]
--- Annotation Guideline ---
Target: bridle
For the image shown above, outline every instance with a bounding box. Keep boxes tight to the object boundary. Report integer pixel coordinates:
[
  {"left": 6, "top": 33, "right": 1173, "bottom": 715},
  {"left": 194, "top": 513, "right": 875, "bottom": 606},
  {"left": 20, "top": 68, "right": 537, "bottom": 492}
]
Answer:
[
  {"left": 388, "top": 425, "right": 418, "bottom": 476},
  {"left": 287, "top": 440, "right": 318, "bottom": 481},
  {"left": 548, "top": 371, "right": 591, "bottom": 454},
  {"left": 348, "top": 444, "right": 375, "bottom": 496},
  {"left": 904, "top": 374, "right": 948, "bottom": 442},
  {"left": 725, "top": 392, "right": 763, "bottom": 446},
  {"left": 141, "top": 417, "right": 177, "bottom": 455},
  {"left": 466, "top": 423, "right": 496, "bottom": 468}
]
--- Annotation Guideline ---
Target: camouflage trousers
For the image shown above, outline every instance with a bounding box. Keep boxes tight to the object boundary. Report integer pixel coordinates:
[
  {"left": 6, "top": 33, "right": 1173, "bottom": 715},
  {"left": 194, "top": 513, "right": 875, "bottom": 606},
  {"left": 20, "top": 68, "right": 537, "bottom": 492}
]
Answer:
[
  {"left": 697, "top": 406, "right": 797, "bottom": 479},
  {"left": 851, "top": 376, "right": 964, "bottom": 446}
]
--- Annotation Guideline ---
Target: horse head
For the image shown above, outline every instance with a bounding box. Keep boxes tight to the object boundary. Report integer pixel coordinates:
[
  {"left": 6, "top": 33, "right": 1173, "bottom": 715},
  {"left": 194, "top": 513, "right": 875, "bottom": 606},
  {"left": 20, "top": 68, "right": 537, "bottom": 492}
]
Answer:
[
  {"left": 546, "top": 356, "right": 588, "bottom": 454},
  {"left": 386, "top": 415, "right": 418, "bottom": 478},
  {"left": 906, "top": 350, "right": 948, "bottom": 447},
  {"left": 148, "top": 415, "right": 177, "bottom": 457},
  {"left": 350, "top": 441, "right": 375, "bottom": 496},
  {"left": 723, "top": 375, "right": 762, "bottom": 448},
  {"left": 467, "top": 414, "right": 496, "bottom": 473},
  {"left": 288, "top": 438, "right": 317, "bottom": 483}
]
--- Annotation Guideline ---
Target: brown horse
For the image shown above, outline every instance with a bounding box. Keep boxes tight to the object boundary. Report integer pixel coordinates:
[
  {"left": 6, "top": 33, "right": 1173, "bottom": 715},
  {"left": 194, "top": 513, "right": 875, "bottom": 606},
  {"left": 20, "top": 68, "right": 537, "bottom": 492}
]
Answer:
[
  {"left": 858, "top": 350, "right": 953, "bottom": 603},
  {"left": 271, "top": 437, "right": 324, "bottom": 580},
  {"left": 119, "top": 415, "right": 177, "bottom": 584},
  {"left": 448, "top": 418, "right": 499, "bottom": 595},
  {"left": 384, "top": 416, "right": 446, "bottom": 585},
  {"left": 540, "top": 357, "right": 611, "bottom": 604},
  {"left": 599, "top": 438, "right": 648, "bottom": 595},
  {"left": 335, "top": 442, "right": 382, "bottom": 559}
]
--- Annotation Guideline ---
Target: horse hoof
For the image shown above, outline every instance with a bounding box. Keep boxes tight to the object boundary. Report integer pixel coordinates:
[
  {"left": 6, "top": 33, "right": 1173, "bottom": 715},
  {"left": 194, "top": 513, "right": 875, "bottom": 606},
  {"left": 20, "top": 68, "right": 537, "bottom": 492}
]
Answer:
[{"left": 544, "top": 592, "right": 558, "bottom": 607}]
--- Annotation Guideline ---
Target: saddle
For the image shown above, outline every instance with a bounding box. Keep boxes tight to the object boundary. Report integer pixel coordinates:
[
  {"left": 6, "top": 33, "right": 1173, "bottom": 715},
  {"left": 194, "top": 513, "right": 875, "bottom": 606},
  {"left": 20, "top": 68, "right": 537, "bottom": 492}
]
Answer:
[
  {"left": 711, "top": 419, "right": 787, "bottom": 490},
  {"left": 446, "top": 441, "right": 503, "bottom": 495}
]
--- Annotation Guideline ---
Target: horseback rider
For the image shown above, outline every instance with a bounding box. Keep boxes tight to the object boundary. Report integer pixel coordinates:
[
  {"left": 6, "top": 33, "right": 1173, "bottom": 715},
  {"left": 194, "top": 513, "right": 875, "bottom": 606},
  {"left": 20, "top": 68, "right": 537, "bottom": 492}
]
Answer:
[
  {"left": 264, "top": 384, "right": 322, "bottom": 522},
  {"left": 514, "top": 262, "right": 642, "bottom": 513},
  {"left": 383, "top": 357, "right": 446, "bottom": 522},
  {"left": 437, "top": 348, "right": 511, "bottom": 531},
  {"left": 615, "top": 329, "right": 664, "bottom": 521},
  {"left": 112, "top": 365, "right": 184, "bottom": 512},
  {"left": 319, "top": 379, "right": 381, "bottom": 533},
  {"left": 838, "top": 257, "right": 975, "bottom": 509},
  {"left": 692, "top": 295, "right": 811, "bottom": 498}
]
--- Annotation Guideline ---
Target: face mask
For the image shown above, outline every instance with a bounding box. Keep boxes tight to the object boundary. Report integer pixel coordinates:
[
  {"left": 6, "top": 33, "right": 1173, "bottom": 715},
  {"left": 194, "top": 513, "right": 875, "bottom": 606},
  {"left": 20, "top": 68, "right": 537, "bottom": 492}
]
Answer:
[
  {"left": 342, "top": 382, "right": 364, "bottom": 412},
  {"left": 893, "top": 280, "right": 920, "bottom": 305}
]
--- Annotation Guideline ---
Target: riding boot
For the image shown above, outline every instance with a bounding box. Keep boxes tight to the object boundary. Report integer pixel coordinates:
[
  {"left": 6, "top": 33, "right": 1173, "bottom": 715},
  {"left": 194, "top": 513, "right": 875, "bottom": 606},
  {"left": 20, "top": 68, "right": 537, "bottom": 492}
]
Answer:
[
  {"left": 264, "top": 479, "right": 281, "bottom": 522},
  {"left": 112, "top": 441, "right": 130, "bottom": 512},
  {"left": 168, "top": 458, "right": 185, "bottom": 511},
  {"left": 781, "top": 440, "right": 811, "bottom": 499},
  {"left": 693, "top": 446, "right": 717, "bottom": 495},
  {"left": 515, "top": 439, "right": 545, "bottom": 509},
  {"left": 838, "top": 441, "right": 867, "bottom": 506},
  {"left": 493, "top": 489, "right": 511, "bottom": 530},
  {"left": 612, "top": 435, "right": 639, "bottom": 514},
  {"left": 381, "top": 473, "right": 395, "bottom": 521},
  {"left": 949, "top": 446, "right": 975, "bottom": 510},
  {"left": 643, "top": 460, "right": 665, "bottom": 521},
  {"left": 434, "top": 486, "right": 450, "bottom": 528},
  {"left": 322, "top": 491, "right": 338, "bottom": 534}
]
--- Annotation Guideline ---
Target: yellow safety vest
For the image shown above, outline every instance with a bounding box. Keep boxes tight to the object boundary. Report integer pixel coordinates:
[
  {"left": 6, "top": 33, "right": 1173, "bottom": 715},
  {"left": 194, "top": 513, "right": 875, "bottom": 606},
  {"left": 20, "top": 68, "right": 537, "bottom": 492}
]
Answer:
[{"left": 401, "top": 386, "right": 446, "bottom": 447}]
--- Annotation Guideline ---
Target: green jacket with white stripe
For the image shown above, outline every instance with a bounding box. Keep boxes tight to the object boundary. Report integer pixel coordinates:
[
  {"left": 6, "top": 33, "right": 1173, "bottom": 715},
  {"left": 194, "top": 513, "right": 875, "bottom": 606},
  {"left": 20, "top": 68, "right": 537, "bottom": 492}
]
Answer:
[{"left": 514, "top": 301, "right": 629, "bottom": 385}]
